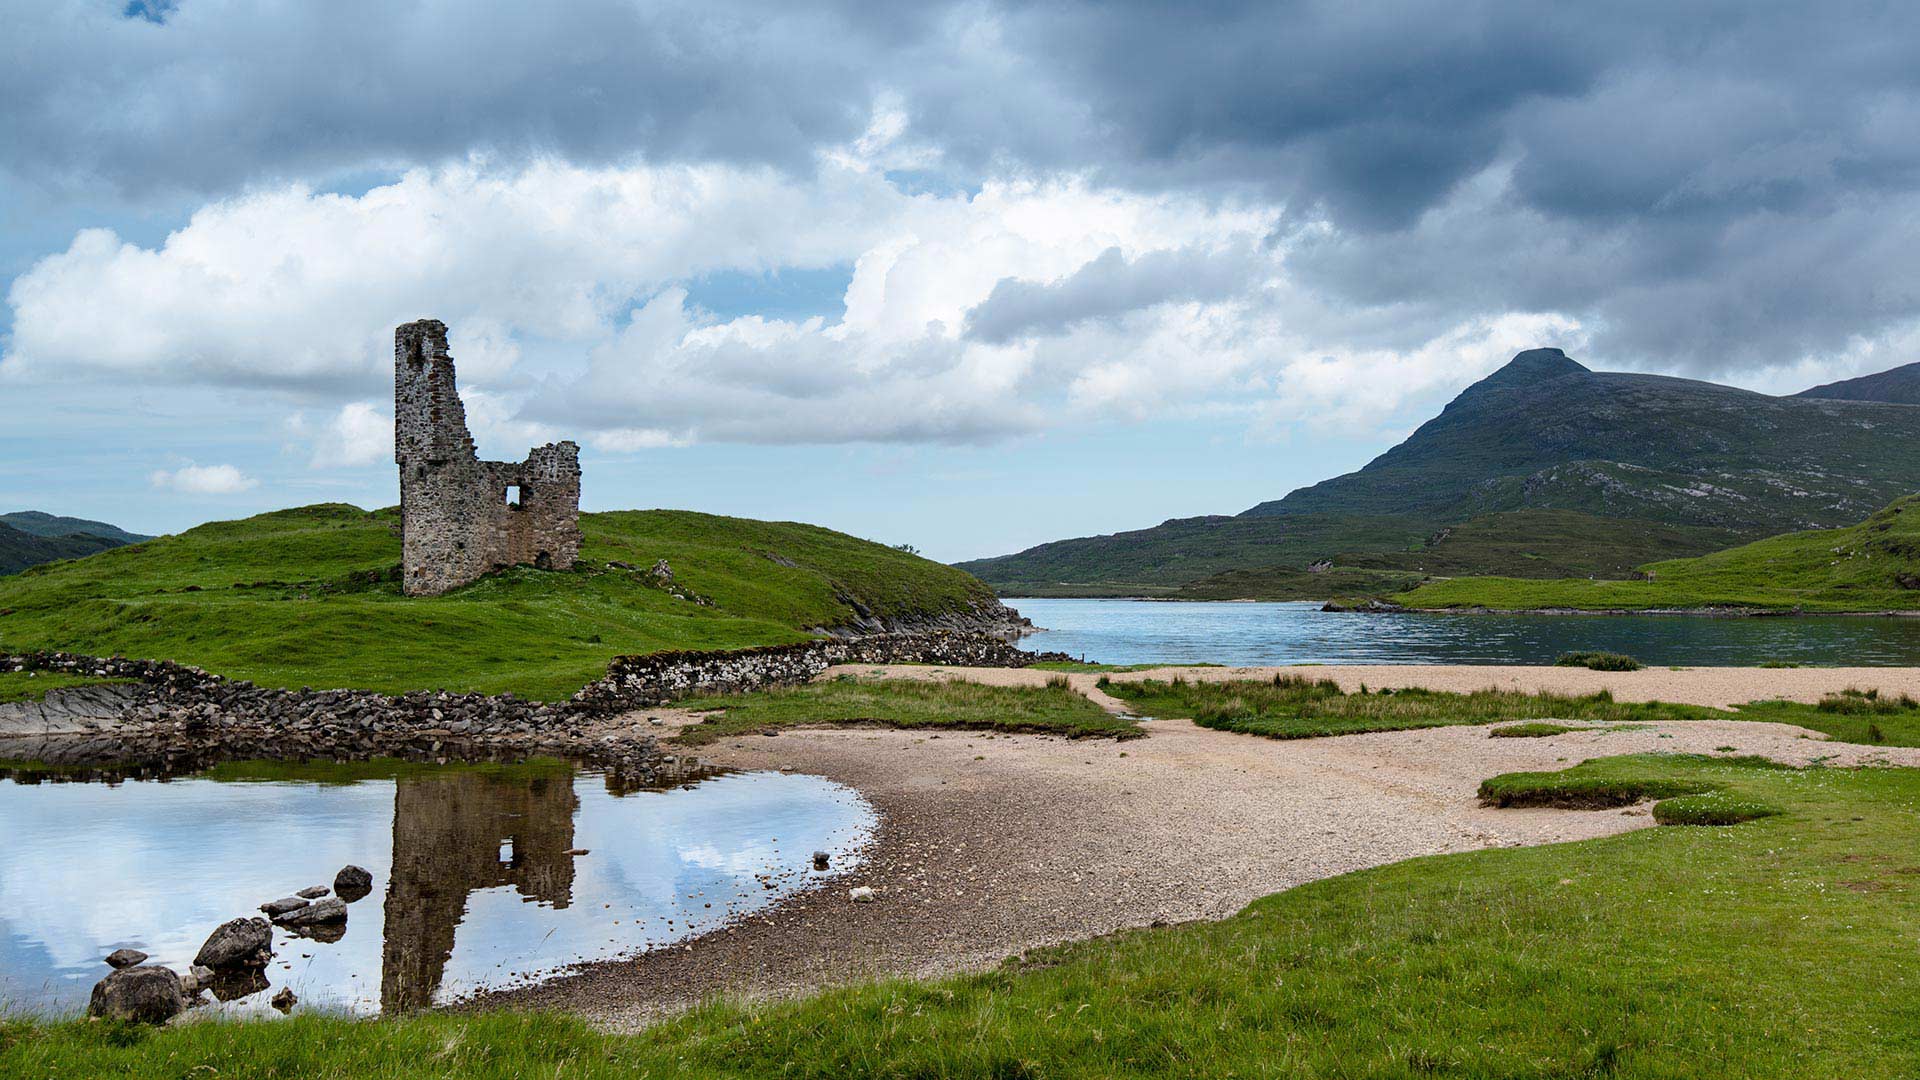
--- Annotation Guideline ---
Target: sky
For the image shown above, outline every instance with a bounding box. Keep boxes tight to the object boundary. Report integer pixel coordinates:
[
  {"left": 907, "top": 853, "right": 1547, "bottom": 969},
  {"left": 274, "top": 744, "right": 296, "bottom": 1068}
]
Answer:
[{"left": 3, "top": 2, "right": 1919, "bottom": 562}]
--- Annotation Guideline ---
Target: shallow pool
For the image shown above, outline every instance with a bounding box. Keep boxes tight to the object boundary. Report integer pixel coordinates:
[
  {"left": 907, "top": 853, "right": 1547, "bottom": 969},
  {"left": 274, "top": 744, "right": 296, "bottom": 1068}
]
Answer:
[{"left": 0, "top": 758, "right": 875, "bottom": 1016}]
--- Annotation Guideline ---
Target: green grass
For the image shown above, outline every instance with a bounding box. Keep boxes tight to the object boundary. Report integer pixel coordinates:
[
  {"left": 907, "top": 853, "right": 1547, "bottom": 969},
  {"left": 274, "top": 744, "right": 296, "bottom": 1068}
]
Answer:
[
  {"left": 1736, "top": 690, "right": 1920, "bottom": 746},
  {"left": 1556, "top": 651, "right": 1644, "bottom": 671},
  {"left": 1488, "top": 721, "right": 1586, "bottom": 738},
  {"left": 0, "top": 504, "right": 1001, "bottom": 699},
  {"left": 1107, "top": 675, "right": 1713, "bottom": 739},
  {"left": 669, "top": 678, "right": 1138, "bottom": 745},
  {"left": 1109, "top": 676, "right": 1920, "bottom": 748},
  {"left": 1400, "top": 494, "right": 1920, "bottom": 612},
  {"left": 0, "top": 672, "right": 134, "bottom": 704},
  {"left": 1478, "top": 753, "right": 1790, "bottom": 825},
  {"left": 10, "top": 753, "right": 1920, "bottom": 1076}
]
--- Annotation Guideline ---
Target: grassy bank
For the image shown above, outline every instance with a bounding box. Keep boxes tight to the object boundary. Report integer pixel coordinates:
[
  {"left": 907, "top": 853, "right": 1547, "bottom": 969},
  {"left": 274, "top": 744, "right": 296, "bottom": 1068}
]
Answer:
[
  {"left": 1399, "top": 494, "right": 1920, "bottom": 612},
  {"left": 10, "top": 753, "right": 1919, "bottom": 1076},
  {"left": 1106, "top": 674, "right": 1920, "bottom": 746},
  {"left": 1106, "top": 675, "right": 1713, "bottom": 738},
  {"left": 0, "top": 504, "right": 1001, "bottom": 699},
  {"left": 670, "top": 677, "right": 1137, "bottom": 744}
]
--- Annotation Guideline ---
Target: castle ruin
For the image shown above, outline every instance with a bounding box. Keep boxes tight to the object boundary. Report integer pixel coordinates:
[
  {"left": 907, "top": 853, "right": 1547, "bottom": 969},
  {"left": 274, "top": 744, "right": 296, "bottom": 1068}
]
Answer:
[{"left": 394, "top": 319, "right": 581, "bottom": 596}]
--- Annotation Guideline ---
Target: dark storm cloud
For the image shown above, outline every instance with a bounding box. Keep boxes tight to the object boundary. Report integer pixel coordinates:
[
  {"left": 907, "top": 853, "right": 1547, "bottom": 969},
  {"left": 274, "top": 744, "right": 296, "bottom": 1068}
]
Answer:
[
  {"left": 7, "top": 0, "right": 1920, "bottom": 373},
  {"left": 0, "top": 0, "right": 917, "bottom": 193}
]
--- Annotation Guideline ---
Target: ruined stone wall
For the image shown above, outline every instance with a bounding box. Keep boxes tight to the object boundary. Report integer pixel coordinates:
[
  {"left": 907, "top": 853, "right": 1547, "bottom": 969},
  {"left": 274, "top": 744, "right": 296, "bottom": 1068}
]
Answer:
[
  {"left": 393, "top": 320, "right": 581, "bottom": 596},
  {"left": 571, "top": 632, "right": 1074, "bottom": 710}
]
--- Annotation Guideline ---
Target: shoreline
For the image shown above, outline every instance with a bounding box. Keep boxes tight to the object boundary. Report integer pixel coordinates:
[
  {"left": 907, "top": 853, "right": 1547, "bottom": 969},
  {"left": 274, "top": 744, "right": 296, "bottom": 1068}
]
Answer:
[
  {"left": 1005, "top": 593, "right": 1920, "bottom": 616},
  {"left": 471, "top": 665, "right": 1920, "bottom": 1026}
]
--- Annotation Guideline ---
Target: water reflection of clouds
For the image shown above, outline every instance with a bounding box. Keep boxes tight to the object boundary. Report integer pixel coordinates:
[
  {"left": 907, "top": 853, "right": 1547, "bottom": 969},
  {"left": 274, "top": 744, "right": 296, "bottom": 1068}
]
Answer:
[
  {"left": 0, "top": 768, "right": 874, "bottom": 1015},
  {"left": 433, "top": 773, "right": 875, "bottom": 1001}
]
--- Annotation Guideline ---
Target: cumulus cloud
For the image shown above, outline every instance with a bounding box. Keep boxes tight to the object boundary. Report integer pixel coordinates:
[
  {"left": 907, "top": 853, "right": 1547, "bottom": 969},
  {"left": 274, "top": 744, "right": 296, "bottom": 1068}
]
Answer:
[
  {"left": 1, "top": 159, "right": 903, "bottom": 392},
  {"left": 149, "top": 463, "right": 257, "bottom": 494},
  {"left": 295, "top": 401, "right": 390, "bottom": 468}
]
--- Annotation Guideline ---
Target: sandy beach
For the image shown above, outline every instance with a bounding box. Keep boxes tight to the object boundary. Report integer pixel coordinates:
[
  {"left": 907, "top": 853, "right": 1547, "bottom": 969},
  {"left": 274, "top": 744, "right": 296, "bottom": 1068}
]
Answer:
[{"left": 489, "top": 663, "right": 1920, "bottom": 1028}]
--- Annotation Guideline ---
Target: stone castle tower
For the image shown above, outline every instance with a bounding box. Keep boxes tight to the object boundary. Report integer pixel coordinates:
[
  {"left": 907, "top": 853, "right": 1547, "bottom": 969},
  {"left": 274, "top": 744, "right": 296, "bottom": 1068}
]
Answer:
[{"left": 394, "top": 319, "right": 582, "bottom": 596}]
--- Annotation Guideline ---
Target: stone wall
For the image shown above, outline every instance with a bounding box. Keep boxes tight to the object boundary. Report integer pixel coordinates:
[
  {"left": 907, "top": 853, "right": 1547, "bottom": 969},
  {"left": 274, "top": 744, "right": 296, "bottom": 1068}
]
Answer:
[
  {"left": 0, "top": 652, "right": 653, "bottom": 773},
  {"left": 571, "top": 632, "right": 1071, "bottom": 710},
  {"left": 394, "top": 320, "right": 582, "bottom": 596}
]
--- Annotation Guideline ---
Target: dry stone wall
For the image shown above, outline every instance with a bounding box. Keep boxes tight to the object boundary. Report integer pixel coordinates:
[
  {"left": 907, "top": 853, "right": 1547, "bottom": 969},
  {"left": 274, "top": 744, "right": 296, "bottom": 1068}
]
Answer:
[
  {"left": 572, "top": 632, "right": 1071, "bottom": 709},
  {"left": 394, "top": 319, "right": 582, "bottom": 596}
]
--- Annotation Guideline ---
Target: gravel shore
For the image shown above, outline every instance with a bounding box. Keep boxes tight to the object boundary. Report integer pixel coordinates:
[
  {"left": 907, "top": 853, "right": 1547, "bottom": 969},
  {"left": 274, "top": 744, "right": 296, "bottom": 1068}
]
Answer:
[
  {"left": 484, "top": 666, "right": 1920, "bottom": 1027},
  {"left": 829, "top": 661, "right": 1920, "bottom": 709}
]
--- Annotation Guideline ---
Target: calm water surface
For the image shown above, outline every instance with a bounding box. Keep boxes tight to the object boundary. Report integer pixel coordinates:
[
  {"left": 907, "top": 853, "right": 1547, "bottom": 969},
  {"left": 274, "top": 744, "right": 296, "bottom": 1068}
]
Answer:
[
  {"left": 1014, "top": 598, "right": 1920, "bottom": 667},
  {"left": 0, "top": 760, "right": 874, "bottom": 1016}
]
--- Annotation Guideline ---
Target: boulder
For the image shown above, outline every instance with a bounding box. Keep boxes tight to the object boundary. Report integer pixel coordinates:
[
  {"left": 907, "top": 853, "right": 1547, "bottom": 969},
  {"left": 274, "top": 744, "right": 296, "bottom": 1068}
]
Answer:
[
  {"left": 333, "top": 865, "right": 373, "bottom": 902},
  {"left": 296, "top": 885, "right": 330, "bottom": 899},
  {"left": 207, "top": 967, "right": 269, "bottom": 1002},
  {"left": 812, "top": 851, "right": 830, "bottom": 870},
  {"left": 260, "top": 897, "right": 309, "bottom": 917},
  {"left": 88, "top": 965, "right": 186, "bottom": 1024},
  {"left": 270, "top": 987, "right": 298, "bottom": 1013},
  {"left": 104, "top": 948, "right": 148, "bottom": 969},
  {"left": 848, "top": 886, "right": 875, "bottom": 903},
  {"left": 179, "top": 964, "right": 215, "bottom": 996},
  {"left": 194, "top": 917, "right": 273, "bottom": 969},
  {"left": 273, "top": 897, "right": 347, "bottom": 928}
]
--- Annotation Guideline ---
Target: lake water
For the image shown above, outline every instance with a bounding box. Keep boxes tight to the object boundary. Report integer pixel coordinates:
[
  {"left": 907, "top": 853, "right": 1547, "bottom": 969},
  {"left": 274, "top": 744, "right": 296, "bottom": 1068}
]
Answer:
[
  {"left": 0, "top": 759, "right": 875, "bottom": 1017},
  {"left": 1013, "top": 598, "right": 1920, "bottom": 667}
]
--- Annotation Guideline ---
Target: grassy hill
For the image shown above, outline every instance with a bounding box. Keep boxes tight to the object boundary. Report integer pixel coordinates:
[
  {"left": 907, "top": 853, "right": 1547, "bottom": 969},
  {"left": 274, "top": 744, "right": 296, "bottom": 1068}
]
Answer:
[
  {"left": 0, "top": 504, "right": 1004, "bottom": 699},
  {"left": 962, "top": 349, "right": 1920, "bottom": 595},
  {"left": 1399, "top": 494, "right": 1920, "bottom": 612}
]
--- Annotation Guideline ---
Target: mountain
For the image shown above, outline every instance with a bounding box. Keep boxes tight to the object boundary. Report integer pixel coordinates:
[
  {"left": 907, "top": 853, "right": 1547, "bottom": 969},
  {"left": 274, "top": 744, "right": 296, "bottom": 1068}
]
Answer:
[
  {"left": 960, "top": 349, "right": 1920, "bottom": 594},
  {"left": 1793, "top": 361, "right": 1920, "bottom": 405},
  {"left": 0, "top": 512, "right": 151, "bottom": 576}
]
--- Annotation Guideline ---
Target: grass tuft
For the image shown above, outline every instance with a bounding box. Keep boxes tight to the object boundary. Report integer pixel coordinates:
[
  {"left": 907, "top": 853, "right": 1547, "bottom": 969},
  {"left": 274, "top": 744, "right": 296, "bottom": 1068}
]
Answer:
[
  {"left": 1489, "top": 721, "right": 1584, "bottom": 738},
  {"left": 1554, "top": 651, "right": 1643, "bottom": 671}
]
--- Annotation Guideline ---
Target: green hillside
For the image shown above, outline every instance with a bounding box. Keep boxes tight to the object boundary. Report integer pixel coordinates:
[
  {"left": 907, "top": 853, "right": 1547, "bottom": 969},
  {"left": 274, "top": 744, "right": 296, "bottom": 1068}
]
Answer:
[
  {"left": 958, "top": 513, "right": 1431, "bottom": 595},
  {"left": 0, "top": 504, "right": 1003, "bottom": 699},
  {"left": 1400, "top": 494, "right": 1920, "bottom": 612},
  {"left": 1157, "top": 510, "right": 1744, "bottom": 600},
  {"left": 962, "top": 350, "right": 1920, "bottom": 595}
]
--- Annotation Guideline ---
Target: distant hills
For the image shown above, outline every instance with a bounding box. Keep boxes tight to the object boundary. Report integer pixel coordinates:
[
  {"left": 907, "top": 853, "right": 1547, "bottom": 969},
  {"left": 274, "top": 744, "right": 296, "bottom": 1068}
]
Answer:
[
  {"left": 0, "top": 511, "right": 151, "bottom": 576},
  {"left": 1793, "top": 361, "right": 1920, "bottom": 405},
  {"left": 960, "top": 349, "right": 1920, "bottom": 596}
]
